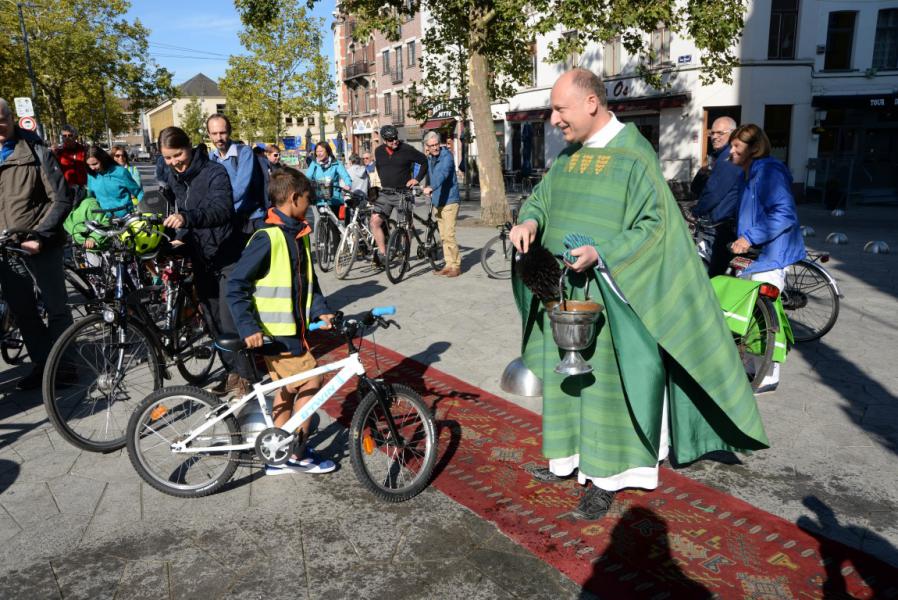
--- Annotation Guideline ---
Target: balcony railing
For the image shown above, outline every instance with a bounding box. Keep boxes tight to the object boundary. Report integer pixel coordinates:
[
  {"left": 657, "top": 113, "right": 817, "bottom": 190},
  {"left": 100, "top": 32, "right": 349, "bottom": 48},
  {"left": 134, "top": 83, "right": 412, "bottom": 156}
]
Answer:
[
  {"left": 343, "top": 61, "right": 370, "bottom": 80},
  {"left": 391, "top": 68, "right": 403, "bottom": 84}
]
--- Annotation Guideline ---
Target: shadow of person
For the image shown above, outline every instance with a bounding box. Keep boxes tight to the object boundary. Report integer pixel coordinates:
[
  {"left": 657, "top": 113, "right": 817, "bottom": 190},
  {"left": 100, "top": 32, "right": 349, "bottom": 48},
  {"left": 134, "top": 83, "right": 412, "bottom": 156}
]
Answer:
[
  {"left": 0, "top": 459, "right": 20, "bottom": 494},
  {"left": 797, "top": 495, "right": 898, "bottom": 598},
  {"left": 580, "top": 507, "right": 714, "bottom": 599}
]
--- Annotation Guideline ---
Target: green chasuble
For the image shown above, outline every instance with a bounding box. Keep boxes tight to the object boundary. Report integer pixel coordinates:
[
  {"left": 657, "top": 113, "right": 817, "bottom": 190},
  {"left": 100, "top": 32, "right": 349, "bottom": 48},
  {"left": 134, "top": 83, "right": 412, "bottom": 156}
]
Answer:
[{"left": 513, "top": 124, "right": 769, "bottom": 479}]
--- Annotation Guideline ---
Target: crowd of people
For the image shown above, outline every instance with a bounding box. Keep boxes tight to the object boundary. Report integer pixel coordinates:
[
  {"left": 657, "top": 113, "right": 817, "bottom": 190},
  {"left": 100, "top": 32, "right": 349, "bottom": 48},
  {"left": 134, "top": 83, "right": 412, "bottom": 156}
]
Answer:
[{"left": 1, "top": 66, "right": 804, "bottom": 506}]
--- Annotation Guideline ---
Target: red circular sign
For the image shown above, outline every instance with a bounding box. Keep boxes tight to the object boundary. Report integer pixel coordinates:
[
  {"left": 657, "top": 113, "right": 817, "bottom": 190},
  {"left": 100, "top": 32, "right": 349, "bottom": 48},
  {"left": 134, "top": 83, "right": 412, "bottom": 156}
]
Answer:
[{"left": 18, "top": 116, "right": 37, "bottom": 131}]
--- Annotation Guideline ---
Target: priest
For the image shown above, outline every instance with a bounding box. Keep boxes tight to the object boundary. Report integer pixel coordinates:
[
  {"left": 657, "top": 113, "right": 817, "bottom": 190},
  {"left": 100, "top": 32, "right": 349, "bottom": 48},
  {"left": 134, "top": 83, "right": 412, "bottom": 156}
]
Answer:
[{"left": 509, "top": 68, "right": 769, "bottom": 520}]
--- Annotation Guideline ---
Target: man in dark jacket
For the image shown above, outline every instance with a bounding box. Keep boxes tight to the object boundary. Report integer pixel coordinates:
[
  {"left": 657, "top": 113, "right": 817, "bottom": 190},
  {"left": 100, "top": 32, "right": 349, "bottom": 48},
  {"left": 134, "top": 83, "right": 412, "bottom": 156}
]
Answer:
[
  {"left": 692, "top": 116, "right": 742, "bottom": 276},
  {"left": 158, "top": 134, "right": 252, "bottom": 394},
  {"left": 0, "top": 98, "right": 74, "bottom": 389}
]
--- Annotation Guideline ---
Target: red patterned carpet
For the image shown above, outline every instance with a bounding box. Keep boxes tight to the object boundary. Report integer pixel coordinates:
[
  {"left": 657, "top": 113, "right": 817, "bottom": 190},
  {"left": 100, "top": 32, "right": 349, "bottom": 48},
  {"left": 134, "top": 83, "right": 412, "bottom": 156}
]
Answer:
[{"left": 311, "top": 334, "right": 898, "bottom": 599}]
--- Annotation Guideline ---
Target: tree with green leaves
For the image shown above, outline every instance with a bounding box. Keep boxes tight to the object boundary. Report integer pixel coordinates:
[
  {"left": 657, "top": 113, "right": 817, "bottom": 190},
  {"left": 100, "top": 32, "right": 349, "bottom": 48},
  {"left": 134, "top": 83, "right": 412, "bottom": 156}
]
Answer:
[
  {"left": 336, "top": 0, "right": 747, "bottom": 225},
  {"left": 222, "top": 0, "right": 334, "bottom": 144},
  {"left": 0, "top": 0, "right": 173, "bottom": 143},
  {"left": 180, "top": 97, "right": 208, "bottom": 145}
]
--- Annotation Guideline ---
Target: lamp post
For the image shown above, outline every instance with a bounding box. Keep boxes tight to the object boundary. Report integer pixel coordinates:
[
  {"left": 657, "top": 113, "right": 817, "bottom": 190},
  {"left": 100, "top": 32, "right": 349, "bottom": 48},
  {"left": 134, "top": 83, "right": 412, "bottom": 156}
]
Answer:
[
  {"left": 313, "top": 33, "right": 327, "bottom": 143},
  {"left": 11, "top": 1, "right": 44, "bottom": 139}
]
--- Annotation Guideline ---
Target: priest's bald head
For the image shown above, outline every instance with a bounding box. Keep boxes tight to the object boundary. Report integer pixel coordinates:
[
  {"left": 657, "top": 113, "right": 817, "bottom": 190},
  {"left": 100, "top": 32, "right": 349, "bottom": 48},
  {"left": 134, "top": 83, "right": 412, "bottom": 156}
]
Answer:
[{"left": 550, "top": 68, "right": 612, "bottom": 144}]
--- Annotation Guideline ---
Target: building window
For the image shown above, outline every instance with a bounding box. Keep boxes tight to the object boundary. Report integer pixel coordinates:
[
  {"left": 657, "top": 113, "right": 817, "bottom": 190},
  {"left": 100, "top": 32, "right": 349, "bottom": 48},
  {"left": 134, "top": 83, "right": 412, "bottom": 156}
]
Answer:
[
  {"left": 307, "top": 116, "right": 315, "bottom": 126},
  {"left": 215, "top": 103, "right": 226, "bottom": 114},
  {"left": 824, "top": 11, "right": 857, "bottom": 70},
  {"left": 397, "top": 93, "right": 405, "bottom": 123},
  {"left": 285, "top": 116, "right": 293, "bottom": 127},
  {"left": 649, "top": 25, "right": 671, "bottom": 68},
  {"left": 764, "top": 105, "right": 792, "bottom": 164},
  {"left": 768, "top": 0, "right": 799, "bottom": 59},
  {"left": 297, "top": 117, "right": 304, "bottom": 126},
  {"left": 382, "top": 50, "right": 390, "bottom": 75},
  {"left": 528, "top": 40, "right": 538, "bottom": 86},
  {"left": 603, "top": 36, "right": 622, "bottom": 77},
  {"left": 394, "top": 47, "right": 403, "bottom": 81},
  {"left": 384, "top": 92, "right": 392, "bottom": 115},
  {"left": 351, "top": 92, "right": 358, "bottom": 115},
  {"left": 561, "top": 31, "right": 580, "bottom": 70},
  {"left": 407, "top": 41, "right": 416, "bottom": 67},
  {"left": 873, "top": 9, "right": 898, "bottom": 69},
  {"left": 363, "top": 89, "right": 369, "bottom": 113}
]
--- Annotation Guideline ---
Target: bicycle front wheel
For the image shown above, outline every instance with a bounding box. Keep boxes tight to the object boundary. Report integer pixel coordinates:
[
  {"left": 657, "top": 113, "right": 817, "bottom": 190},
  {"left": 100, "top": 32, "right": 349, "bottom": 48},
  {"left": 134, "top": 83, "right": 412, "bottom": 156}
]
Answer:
[
  {"left": 315, "top": 219, "right": 334, "bottom": 272},
  {"left": 335, "top": 226, "right": 358, "bottom": 280},
  {"left": 385, "top": 228, "right": 411, "bottom": 284},
  {"left": 349, "top": 383, "right": 437, "bottom": 502},
  {"left": 127, "top": 386, "right": 240, "bottom": 498},
  {"left": 43, "top": 314, "right": 162, "bottom": 452},
  {"left": 173, "top": 290, "right": 216, "bottom": 384},
  {"left": 782, "top": 260, "right": 839, "bottom": 342},
  {"left": 426, "top": 226, "right": 445, "bottom": 272},
  {"left": 480, "top": 234, "right": 513, "bottom": 279},
  {"left": 734, "top": 296, "right": 776, "bottom": 391}
]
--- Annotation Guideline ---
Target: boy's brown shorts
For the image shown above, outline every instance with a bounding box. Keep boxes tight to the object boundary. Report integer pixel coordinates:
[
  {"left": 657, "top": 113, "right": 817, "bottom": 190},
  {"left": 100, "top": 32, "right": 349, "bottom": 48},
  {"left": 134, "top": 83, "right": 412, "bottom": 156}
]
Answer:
[{"left": 264, "top": 352, "right": 318, "bottom": 392}]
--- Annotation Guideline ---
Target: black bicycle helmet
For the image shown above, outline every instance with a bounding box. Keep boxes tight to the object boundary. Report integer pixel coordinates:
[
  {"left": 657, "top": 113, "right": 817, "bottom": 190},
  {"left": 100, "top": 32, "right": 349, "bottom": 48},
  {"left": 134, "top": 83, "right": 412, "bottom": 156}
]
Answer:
[{"left": 380, "top": 124, "right": 399, "bottom": 141}]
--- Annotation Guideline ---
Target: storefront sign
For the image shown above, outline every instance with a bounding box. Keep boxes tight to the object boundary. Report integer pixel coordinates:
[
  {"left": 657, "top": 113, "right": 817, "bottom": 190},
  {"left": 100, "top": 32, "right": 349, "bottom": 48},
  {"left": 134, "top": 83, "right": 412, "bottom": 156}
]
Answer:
[
  {"left": 812, "top": 94, "right": 897, "bottom": 110},
  {"left": 352, "top": 120, "right": 373, "bottom": 134}
]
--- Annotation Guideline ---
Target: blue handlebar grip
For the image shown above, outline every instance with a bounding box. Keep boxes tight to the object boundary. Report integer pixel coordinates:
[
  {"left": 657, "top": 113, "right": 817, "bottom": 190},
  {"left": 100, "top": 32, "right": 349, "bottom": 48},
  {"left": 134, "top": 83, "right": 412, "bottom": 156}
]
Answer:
[
  {"left": 308, "top": 321, "right": 327, "bottom": 331},
  {"left": 372, "top": 306, "right": 396, "bottom": 317}
]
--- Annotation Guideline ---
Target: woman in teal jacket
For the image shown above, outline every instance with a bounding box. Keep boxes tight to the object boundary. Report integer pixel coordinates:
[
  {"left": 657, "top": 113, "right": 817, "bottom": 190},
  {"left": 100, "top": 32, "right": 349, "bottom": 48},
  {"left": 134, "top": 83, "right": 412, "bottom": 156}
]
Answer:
[
  {"left": 112, "top": 144, "right": 143, "bottom": 204},
  {"left": 85, "top": 145, "right": 143, "bottom": 217},
  {"left": 305, "top": 142, "right": 351, "bottom": 210}
]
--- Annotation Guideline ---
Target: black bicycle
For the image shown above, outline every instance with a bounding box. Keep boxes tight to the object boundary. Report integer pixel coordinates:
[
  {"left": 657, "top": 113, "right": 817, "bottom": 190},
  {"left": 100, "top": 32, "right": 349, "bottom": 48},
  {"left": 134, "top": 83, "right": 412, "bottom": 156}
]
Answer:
[
  {"left": 480, "top": 206, "right": 519, "bottom": 279},
  {"left": 42, "top": 214, "right": 216, "bottom": 452},
  {"left": 384, "top": 188, "right": 445, "bottom": 284}
]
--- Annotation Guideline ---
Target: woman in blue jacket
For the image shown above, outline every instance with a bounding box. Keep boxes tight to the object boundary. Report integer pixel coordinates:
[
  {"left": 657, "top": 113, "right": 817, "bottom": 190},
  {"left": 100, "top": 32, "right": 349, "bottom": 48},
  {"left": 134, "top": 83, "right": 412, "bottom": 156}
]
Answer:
[
  {"left": 85, "top": 146, "right": 143, "bottom": 217},
  {"left": 728, "top": 123, "right": 806, "bottom": 392},
  {"left": 305, "top": 142, "right": 351, "bottom": 212}
]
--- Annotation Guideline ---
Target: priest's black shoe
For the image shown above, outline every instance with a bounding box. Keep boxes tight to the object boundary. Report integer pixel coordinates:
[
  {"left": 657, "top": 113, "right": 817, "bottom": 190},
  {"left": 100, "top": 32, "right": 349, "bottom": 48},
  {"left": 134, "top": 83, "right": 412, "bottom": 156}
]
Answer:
[
  {"left": 571, "top": 486, "right": 615, "bottom": 520},
  {"left": 529, "top": 466, "right": 575, "bottom": 484}
]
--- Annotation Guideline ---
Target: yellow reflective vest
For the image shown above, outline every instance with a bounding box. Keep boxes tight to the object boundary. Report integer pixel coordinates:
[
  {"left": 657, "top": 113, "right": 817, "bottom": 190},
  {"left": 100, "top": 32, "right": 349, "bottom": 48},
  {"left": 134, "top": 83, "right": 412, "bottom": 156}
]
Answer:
[{"left": 250, "top": 227, "right": 313, "bottom": 336}]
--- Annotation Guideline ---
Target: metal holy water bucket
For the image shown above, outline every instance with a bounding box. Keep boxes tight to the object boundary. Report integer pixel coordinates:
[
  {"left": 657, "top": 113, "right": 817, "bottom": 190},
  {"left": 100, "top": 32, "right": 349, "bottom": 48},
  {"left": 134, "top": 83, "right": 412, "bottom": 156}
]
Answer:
[{"left": 545, "top": 266, "right": 603, "bottom": 376}]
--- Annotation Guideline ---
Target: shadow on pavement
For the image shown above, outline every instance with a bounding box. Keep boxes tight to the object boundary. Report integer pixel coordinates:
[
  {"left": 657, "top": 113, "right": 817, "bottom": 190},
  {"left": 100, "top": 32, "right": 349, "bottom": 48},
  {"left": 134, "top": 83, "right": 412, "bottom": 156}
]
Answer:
[
  {"left": 0, "top": 459, "right": 20, "bottom": 493},
  {"left": 326, "top": 281, "right": 387, "bottom": 311},
  {"left": 797, "top": 495, "right": 898, "bottom": 592},
  {"left": 792, "top": 337, "right": 898, "bottom": 457},
  {"left": 579, "top": 506, "right": 714, "bottom": 599}
]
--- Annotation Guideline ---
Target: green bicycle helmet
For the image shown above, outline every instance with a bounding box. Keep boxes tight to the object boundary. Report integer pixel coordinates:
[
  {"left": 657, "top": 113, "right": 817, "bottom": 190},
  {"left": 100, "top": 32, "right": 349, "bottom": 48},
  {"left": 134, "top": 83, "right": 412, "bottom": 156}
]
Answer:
[{"left": 120, "top": 213, "right": 164, "bottom": 255}]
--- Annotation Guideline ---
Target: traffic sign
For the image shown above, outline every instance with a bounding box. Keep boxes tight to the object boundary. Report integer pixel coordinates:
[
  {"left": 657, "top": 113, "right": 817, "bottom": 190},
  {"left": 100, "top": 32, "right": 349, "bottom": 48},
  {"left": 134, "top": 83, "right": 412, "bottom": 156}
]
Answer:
[
  {"left": 18, "top": 116, "right": 37, "bottom": 131},
  {"left": 13, "top": 97, "right": 34, "bottom": 118}
]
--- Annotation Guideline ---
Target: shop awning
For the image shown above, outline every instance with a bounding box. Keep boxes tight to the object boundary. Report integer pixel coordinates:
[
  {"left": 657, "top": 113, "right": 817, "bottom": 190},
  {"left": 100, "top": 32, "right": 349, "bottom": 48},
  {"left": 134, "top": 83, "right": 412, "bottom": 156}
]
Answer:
[
  {"left": 812, "top": 94, "right": 897, "bottom": 110},
  {"left": 608, "top": 93, "right": 689, "bottom": 113},
  {"left": 506, "top": 109, "right": 551, "bottom": 122},
  {"left": 422, "top": 117, "right": 456, "bottom": 130}
]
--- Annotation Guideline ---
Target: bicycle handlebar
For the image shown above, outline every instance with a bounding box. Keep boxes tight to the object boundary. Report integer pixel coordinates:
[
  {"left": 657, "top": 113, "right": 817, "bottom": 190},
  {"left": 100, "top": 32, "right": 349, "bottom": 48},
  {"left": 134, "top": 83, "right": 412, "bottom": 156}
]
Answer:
[
  {"left": 307, "top": 305, "right": 398, "bottom": 336},
  {"left": 0, "top": 228, "right": 41, "bottom": 245}
]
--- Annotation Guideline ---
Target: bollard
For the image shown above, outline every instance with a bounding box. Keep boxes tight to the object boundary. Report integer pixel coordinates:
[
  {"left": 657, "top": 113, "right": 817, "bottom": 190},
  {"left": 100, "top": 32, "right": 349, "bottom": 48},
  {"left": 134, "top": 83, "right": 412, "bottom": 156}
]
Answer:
[
  {"left": 863, "top": 241, "right": 890, "bottom": 254},
  {"left": 826, "top": 233, "right": 848, "bottom": 245},
  {"left": 801, "top": 226, "right": 816, "bottom": 238},
  {"left": 500, "top": 357, "right": 543, "bottom": 397}
]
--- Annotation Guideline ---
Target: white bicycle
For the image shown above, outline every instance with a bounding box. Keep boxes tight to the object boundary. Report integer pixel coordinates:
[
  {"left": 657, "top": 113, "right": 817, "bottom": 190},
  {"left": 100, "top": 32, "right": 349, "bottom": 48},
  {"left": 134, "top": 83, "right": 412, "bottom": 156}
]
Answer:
[{"left": 125, "top": 306, "right": 438, "bottom": 501}]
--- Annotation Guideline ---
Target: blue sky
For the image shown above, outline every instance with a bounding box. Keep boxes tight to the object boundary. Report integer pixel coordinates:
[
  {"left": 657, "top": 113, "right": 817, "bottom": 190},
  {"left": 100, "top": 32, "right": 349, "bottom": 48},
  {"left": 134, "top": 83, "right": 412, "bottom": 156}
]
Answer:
[{"left": 127, "top": 0, "right": 336, "bottom": 86}]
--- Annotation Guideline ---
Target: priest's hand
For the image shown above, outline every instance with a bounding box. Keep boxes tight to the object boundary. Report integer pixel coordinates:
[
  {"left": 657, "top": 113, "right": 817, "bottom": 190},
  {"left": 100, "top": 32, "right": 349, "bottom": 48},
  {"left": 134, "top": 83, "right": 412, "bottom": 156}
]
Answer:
[
  {"left": 510, "top": 220, "right": 538, "bottom": 253},
  {"left": 566, "top": 245, "right": 599, "bottom": 272},
  {"left": 730, "top": 237, "right": 752, "bottom": 255}
]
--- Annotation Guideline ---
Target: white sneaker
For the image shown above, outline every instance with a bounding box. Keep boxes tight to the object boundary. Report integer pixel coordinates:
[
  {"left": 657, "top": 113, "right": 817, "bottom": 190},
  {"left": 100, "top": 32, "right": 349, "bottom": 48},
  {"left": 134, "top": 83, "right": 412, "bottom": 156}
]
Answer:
[
  {"left": 289, "top": 447, "right": 336, "bottom": 474},
  {"left": 265, "top": 463, "right": 311, "bottom": 476}
]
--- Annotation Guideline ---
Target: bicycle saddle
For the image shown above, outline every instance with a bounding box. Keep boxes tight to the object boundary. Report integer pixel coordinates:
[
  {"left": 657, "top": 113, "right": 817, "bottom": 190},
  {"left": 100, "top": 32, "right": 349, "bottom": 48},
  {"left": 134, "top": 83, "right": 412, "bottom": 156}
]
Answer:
[{"left": 215, "top": 333, "right": 246, "bottom": 352}]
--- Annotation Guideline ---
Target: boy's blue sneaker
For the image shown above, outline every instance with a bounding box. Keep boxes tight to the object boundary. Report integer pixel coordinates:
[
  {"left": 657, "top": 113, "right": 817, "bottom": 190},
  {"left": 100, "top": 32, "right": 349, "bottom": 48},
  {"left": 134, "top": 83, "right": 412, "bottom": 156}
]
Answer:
[
  {"left": 265, "top": 463, "right": 308, "bottom": 476},
  {"left": 288, "top": 447, "right": 336, "bottom": 474}
]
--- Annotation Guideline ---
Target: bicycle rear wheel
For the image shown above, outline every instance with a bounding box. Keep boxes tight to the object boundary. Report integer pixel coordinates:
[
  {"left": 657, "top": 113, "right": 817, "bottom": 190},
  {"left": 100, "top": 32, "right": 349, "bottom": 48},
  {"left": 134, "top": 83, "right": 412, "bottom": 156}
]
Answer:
[
  {"left": 480, "top": 233, "right": 512, "bottom": 279},
  {"left": 127, "top": 386, "right": 240, "bottom": 498},
  {"left": 426, "top": 226, "right": 445, "bottom": 272},
  {"left": 385, "top": 228, "right": 410, "bottom": 284},
  {"left": 734, "top": 296, "right": 776, "bottom": 390},
  {"left": 349, "top": 383, "right": 437, "bottom": 502},
  {"left": 173, "top": 290, "right": 216, "bottom": 384},
  {"left": 782, "top": 260, "right": 839, "bottom": 342},
  {"left": 335, "top": 226, "right": 358, "bottom": 280},
  {"left": 0, "top": 307, "right": 26, "bottom": 364},
  {"left": 43, "top": 314, "right": 162, "bottom": 452}
]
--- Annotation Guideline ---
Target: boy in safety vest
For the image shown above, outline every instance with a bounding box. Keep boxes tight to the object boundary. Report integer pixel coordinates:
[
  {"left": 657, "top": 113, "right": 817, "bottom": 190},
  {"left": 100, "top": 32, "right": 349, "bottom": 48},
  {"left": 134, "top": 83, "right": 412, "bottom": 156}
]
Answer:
[{"left": 226, "top": 167, "right": 336, "bottom": 475}]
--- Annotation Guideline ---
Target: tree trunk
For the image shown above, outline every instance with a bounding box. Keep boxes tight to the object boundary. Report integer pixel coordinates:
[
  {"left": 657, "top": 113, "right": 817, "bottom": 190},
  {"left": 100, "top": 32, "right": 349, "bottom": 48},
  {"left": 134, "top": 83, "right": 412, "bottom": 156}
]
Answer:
[{"left": 467, "top": 50, "right": 508, "bottom": 226}]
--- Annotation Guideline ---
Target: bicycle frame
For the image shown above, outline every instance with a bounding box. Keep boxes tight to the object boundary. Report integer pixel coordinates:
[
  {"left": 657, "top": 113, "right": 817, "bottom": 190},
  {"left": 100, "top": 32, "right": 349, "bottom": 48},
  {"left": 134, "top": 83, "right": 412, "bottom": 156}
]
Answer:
[{"left": 170, "top": 352, "right": 366, "bottom": 453}]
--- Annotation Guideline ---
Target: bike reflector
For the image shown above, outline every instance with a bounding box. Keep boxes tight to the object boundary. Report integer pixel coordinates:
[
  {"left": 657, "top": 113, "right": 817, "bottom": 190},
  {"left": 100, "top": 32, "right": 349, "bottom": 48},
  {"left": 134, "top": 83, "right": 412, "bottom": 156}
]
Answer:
[
  {"left": 372, "top": 306, "right": 396, "bottom": 317},
  {"left": 759, "top": 284, "right": 780, "bottom": 300},
  {"left": 362, "top": 433, "right": 376, "bottom": 455},
  {"left": 150, "top": 405, "right": 168, "bottom": 421}
]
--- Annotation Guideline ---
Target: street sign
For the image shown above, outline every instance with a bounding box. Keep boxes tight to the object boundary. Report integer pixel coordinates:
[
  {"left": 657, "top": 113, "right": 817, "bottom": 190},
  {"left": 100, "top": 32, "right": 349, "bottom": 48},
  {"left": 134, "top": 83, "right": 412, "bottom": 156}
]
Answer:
[
  {"left": 13, "top": 97, "right": 34, "bottom": 118},
  {"left": 18, "top": 116, "right": 37, "bottom": 131}
]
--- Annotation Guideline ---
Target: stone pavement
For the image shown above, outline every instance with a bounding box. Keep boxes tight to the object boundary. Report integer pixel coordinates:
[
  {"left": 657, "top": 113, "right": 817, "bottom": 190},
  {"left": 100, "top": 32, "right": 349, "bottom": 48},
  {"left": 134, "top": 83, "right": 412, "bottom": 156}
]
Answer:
[{"left": 0, "top": 175, "right": 896, "bottom": 597}]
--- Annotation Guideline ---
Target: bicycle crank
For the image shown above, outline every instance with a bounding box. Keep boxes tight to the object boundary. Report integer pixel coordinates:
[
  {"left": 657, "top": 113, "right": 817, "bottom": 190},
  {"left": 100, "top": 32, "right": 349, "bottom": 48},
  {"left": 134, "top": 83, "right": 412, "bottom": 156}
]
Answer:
[{"left": 254, "top": 427, "right": 294, "bottom": 466}]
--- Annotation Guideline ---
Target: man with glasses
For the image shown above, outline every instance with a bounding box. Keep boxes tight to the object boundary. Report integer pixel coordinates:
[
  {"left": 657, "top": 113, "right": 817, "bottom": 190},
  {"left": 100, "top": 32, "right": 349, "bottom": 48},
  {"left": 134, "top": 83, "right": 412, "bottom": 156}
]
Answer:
[
  {"left": 53, "top": 124, "right": 87, "bottom": 197},
  {"left": 422, "top": 132, "right": 461, "bottom": 277},
  {"left": 691, "top": 116, "right": 742, "bottom": 276},
  {"left": 370, "top": 125, "right": 427, "bottom": 267}
]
